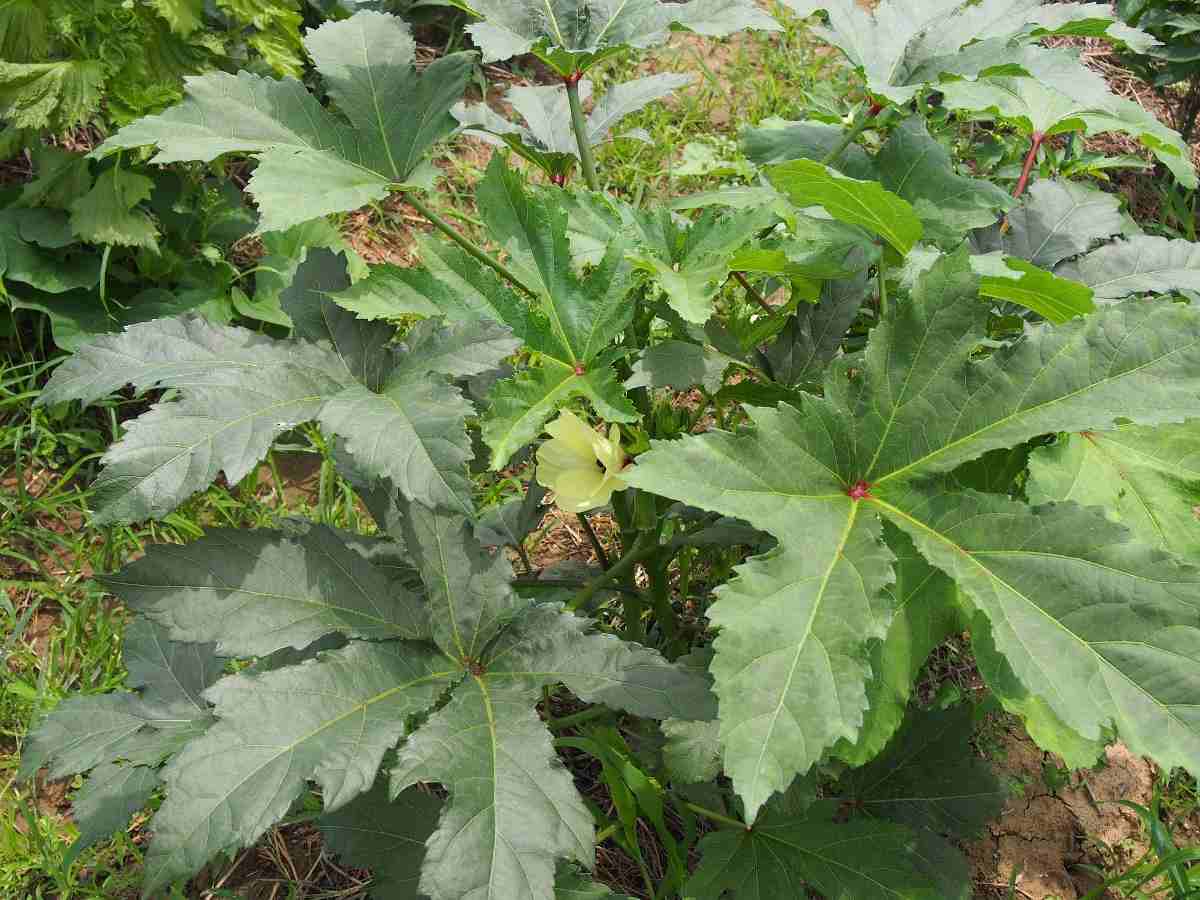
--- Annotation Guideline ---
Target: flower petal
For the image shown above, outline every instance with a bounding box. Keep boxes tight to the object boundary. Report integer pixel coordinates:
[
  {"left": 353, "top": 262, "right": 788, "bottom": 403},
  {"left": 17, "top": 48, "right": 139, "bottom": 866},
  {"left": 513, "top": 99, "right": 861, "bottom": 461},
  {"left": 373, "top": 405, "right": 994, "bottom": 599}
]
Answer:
[
  {"left": 544, "top": 410, "right": 598, "bottom": 458},
  {"left": 552, "top": 467, "right": 610, "bottom": 512},
  {"left": 537, "top": 438, "right": 592, "bottom": 473}
]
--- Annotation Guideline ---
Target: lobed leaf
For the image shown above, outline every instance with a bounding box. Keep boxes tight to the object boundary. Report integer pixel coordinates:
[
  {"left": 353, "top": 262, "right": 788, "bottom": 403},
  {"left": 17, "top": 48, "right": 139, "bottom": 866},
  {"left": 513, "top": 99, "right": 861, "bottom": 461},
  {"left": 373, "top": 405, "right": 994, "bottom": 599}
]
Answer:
[
  {"left": 318, "top": 780, "right": 442, "bottom": 899},
  {"left": 1057, "top": 235, "right": 1200, "bottom": 299},
  {"left": 873, "top": 484, "right": 1200, "bottom": 780},
  {"left": 143, "top": 641, "right": 455, "bottom": 895},
  {"left": 1028, "top": 423, "right": 1200, "bottom": 559},
  {"left": 397, "top": 499, "right": 525, "bottom": 663},
  {"left": 486, "top": 603, "right": 717, "bottom": 721},
  {"left": 101, "top": 526, "right": 427, "bottom": 657},
  {"left": 685, "top": 799, "right": 943, "bottom": 899},
  {"left": 391, "top": 678, "right": 593, "bottom": 900},
  {"left": 767, "top": 159, "right": 923, "bottom": 254},
  {"left": 877, "top": 116, "right": 1011, "bottom": 246},
  {"left": 98, "top": 13, "right": 473, "bottom": 231}
]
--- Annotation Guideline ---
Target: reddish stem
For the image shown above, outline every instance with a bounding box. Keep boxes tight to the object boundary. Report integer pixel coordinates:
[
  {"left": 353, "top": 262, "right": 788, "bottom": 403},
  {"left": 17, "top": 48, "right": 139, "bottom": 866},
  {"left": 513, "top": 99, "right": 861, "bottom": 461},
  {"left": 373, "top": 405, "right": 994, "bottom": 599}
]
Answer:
[
  {"left": 733, "top": 271, "right": 772, "bottom": 313},
  {"left": 867, "top": 100, "right": 884, "bottom": 118},
  {"left": 1012, "top": 131, "right": 1045, "bottom": 199}
]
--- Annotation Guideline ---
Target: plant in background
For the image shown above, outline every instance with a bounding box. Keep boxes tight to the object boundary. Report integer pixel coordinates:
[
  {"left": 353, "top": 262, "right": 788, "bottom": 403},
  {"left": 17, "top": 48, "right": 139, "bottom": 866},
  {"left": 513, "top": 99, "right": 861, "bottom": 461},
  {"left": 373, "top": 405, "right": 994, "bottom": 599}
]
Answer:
[
  {"left": 1116, "top": 0, "right": 1200, "bottom": 144},
  {"left": 19, "top": 0, "right": 1200, "bottom": 898},
  {"left": 453, "top": 73, "right": 695, "bottom": 184},
  {"left": 0, "top": 0, "right": 334, "bottom": 351},
  {"left": 0, "top": 0, "right": 312, "bottom": 151}
]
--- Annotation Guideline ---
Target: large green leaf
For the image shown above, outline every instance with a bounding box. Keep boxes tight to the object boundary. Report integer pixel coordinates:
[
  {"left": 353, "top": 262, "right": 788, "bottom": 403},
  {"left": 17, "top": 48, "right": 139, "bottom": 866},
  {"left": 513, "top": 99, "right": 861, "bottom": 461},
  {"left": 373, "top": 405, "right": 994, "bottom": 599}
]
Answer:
[
  {"left": 278, "top": 249, "right": 396, "bottom": 391},
  {"left": 252, "top": 219, "right": 364, "bottom": 323},
  {"left": 877, "top": 117, "right": 1011, "bottom": 246},
  {"left": 874, "top": 483, "right": 1200, "bottom": 779},
  {"left": 391, "top": 677, "right": 593, "bottom": 900},
  {"left": 0, "top": 209, "right": 101, "bottom": 296},
  {"left": 318, "top": 780, "right": 442, "bottom": 899},
  {"left": 782, "top": 0, "right": 1154, "bottom": 104},
  {"left": 473, "top": 161, "right": 638, "bottom": 466},
  {"left": 741, "top": 117, "right": 877, "bottom": 179},
  {"left": 397, "top": 500, "right": 524, "bottom": 664},
  {"left": 98, "top": 12, "right": 473, "bottom": 231},
  {"left": 625, "top": 400, "right": 898, "bottom": 822},
  {"left": 0, "top": 59, "right": 105, "bottom": 131},
  {"left": 1028, "top": 423, "right": 1200, "bottom": 559},
  {"left": 763, "top": 272, "right": 867, "bottom": 386},
  {"left": 779, "top": 0, "right": 964, "bottom": 103},
  {"left": 850, "top": 262, "right": 1200, "bottom": 485},
  {"left": 69, "top": 167, "right": 159, "bottom": 249},
  {"left": 67, "top": 762, "right": 160, "bottom": 865},
  {"left": 767, "top": 159, "right": 923, "bottom": 254},
  {"left": 0, "top": 0, "right": 49, "bottom": 63},
  {"left": 331, "top": 233, "right": 533, "bottom": 331},
  {"left": 974, "top": 255, "right": 1095, "bottom": 323},
  {"left": 319, "top": 318, "right": 519, "bottom": 514},
  {"left": 629, "top": 206, "right": 775, "bottom": 324},
  {"left": 121, "top": 617, "right": 224, "bottom": 717},
  {"left": 143, "top": 641, "right": 455, "bottom": 895},
  {"left": 20, "top": 620, "right": 220, "bottom": 781},
  {"left": 840, "top": 704, "right": 1005, "bottom": 837},
  {"left": 485, "top": 603, "right": 716, "bottom": 721},
  {"left": 454, "top": 0, "right": 778, "bottom": 73},
  {"left": 476, "top": 160, "right": 633, "bottom": 362},
  {"left": 37, "top": 316, "right": 351, "bottom": 523},
  {"left": 832, "top": 525, "right": 963, "bottom": 766},
  {"left": 685, "top": 799, "right": 942, "bottom": 899},
  {"left": 626, "top": 340, "right": 740, "bottom": 393},
  {"left": 320, "top": 379, "right": 478, "bottom": 514},
  {"left": 977, "top": 178, "right": 1123, "bottom": 269},
  {"left": 100, "top": 526, "right": 427, "bottom": 657},
  {"left": 970, "top": 614, "right": 1106, "bottom": 768},
  {"left": 628, "top": 250, "right": 1200, "bottom": 816},
  {"left": 1057, "top": 235, "right": 1200, "bottom": 299},
  {"left": 734, "top": 215, "right": 877, "bottom": 281}
]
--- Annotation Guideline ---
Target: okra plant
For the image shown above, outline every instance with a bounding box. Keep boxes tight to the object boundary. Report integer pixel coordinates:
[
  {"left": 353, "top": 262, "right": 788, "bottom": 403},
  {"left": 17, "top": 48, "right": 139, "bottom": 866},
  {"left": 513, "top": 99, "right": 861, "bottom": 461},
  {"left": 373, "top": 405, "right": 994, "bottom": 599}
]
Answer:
[{"left": 23, "top": 1, "right": 1200, "bottom": 897}]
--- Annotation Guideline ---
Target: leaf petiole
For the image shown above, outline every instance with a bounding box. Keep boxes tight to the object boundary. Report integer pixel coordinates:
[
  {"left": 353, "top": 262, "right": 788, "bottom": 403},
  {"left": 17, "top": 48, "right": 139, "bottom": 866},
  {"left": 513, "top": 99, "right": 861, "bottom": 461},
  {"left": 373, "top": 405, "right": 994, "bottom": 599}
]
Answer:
[
  {"left": 684, "top": 802, "right": 748, "bottom": 831},
  {"left": 400, "top": 190, "right": 539, "bottom": 298},
  {"left": 821, "top": 99, "right": 885, "bottom": 167},
  {"left": 565, "top": 72, "right": 602, "bottom": 192}
]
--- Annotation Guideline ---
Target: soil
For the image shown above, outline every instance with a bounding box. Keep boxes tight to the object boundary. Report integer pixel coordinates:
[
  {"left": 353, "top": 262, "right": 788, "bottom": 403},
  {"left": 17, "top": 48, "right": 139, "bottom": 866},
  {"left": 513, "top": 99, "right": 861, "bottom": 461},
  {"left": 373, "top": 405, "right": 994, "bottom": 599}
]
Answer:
[{"left": 966, "top": 725, "right": 1182, "bottom": 900}]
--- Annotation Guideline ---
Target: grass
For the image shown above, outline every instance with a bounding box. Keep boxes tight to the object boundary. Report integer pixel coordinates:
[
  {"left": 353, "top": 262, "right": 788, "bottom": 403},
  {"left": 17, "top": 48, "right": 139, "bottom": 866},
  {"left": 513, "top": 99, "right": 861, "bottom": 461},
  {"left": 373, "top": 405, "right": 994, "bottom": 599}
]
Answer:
[{"left": 3, "top": 3, "right": 1200, "bottom": 896}]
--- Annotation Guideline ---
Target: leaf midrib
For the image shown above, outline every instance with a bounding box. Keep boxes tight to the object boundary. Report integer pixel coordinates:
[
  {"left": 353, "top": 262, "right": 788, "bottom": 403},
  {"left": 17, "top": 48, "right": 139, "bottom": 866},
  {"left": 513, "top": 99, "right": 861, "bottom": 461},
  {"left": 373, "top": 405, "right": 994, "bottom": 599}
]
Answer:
[
  {"left": 871, "top": 496, "right": 1195, "bottom": 740},
  {"left": 148, "top": 662, "right": 452, "bottom": 888},
  {"left": 873, "top": 318, "right": 1200, "bottom": 486}
]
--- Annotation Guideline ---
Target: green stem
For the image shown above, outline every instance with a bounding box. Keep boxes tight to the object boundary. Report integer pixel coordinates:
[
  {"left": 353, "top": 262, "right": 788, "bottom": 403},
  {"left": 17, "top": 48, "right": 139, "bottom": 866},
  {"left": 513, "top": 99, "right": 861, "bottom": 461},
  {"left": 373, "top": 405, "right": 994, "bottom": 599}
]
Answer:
[
  {"left": 820, "top": 100, "right": 883, "bottom": 167},
  {"left": 577, "top": 512, "right": 610, "bottom": 569},
  {"left": 877, "top": 253, "right": 888, "bottom": 318},
  {"left": 402, "top": 191, "right": 538, "bottom": 298},
  {"left": 512, "top": 577, "right": 643, "bottom": 598},
  {"left": 684, "top": 802, "right": 748, "bottom": 831},
  {"left": 567, "top": 531, "right": 656, "bottom": 612},
  {"left": 647, "top": 550, "right": 679, "bottom": 641},
  {"left": 547, "top": 705, "right": 612, "bottom": 731},
  {"left": 565, "top": 74, "right": 601, "bottom": 192}
]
